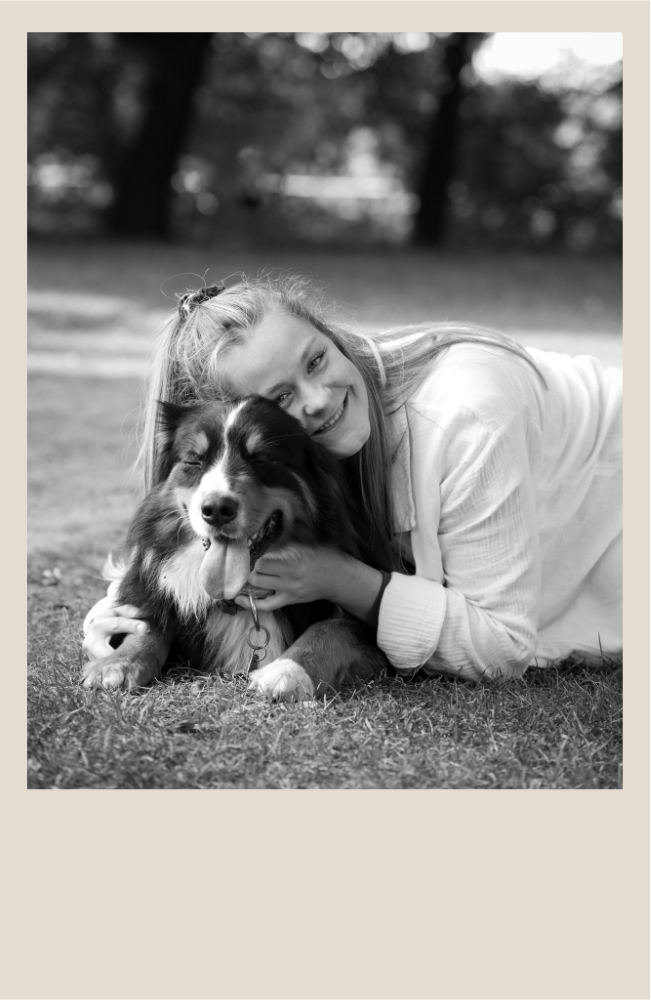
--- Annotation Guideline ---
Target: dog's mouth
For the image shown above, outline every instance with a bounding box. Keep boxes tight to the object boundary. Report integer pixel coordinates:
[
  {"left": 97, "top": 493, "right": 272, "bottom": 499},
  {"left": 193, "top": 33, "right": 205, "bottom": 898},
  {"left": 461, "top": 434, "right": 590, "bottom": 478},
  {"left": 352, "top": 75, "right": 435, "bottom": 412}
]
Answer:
[
  {"left": 199, "top": 511, "right": 283, "bottom": 600},
  {"left": 247, "top": 510, "right": 283, "bottom": 562}
]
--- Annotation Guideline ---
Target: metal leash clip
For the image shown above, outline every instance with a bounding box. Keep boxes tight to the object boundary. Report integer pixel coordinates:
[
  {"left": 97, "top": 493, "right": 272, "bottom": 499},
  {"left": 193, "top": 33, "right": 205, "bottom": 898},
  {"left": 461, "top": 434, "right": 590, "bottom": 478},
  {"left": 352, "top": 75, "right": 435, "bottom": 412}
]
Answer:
[{"left": 245, "top": 593, "right": 270, "bottom": 675}]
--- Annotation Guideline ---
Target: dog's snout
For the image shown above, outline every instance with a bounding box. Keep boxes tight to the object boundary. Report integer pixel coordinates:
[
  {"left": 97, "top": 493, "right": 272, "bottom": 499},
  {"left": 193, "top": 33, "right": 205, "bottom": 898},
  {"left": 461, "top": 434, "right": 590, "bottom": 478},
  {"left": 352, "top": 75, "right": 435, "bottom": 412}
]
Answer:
[{"left": 201, "top": 495, "right": 239, "bottom": 527}]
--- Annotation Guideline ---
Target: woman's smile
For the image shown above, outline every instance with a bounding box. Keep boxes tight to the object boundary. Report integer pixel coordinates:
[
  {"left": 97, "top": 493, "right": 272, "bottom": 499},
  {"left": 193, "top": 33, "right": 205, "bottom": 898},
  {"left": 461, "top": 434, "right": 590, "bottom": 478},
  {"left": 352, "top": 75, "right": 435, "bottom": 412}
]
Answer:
[{"left": 312, "top": 393, "right": 347, "bottom": 436}]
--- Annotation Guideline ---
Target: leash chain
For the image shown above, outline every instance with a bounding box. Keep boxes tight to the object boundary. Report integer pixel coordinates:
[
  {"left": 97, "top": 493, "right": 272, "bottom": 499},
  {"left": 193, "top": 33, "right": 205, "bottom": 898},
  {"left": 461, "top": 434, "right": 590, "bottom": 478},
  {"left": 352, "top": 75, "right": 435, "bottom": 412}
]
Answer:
[{"left": 245, "top": 593, "right": 269, "bottom": 674}]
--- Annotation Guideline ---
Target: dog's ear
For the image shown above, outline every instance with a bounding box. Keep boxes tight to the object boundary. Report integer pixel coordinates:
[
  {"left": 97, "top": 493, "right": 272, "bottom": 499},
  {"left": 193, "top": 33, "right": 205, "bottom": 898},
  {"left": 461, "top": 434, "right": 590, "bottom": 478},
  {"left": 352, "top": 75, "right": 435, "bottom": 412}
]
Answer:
[
  {"left": 154, "top": 401, "right": 195, "bottom": 484},
  {"left": 157, "top": 400, "right": 192, "bottom": 435}
]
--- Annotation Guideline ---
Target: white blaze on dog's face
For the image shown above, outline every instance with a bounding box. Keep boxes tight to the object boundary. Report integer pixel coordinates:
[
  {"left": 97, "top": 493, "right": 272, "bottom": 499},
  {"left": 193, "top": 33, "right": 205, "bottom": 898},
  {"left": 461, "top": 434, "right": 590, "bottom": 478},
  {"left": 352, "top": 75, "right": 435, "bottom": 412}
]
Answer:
[
  {"left": 220, "top": 312, "right": 371, "bottom": 459},
  {"left": 164, "top": 400, "right": 319, "bottom": 601}
]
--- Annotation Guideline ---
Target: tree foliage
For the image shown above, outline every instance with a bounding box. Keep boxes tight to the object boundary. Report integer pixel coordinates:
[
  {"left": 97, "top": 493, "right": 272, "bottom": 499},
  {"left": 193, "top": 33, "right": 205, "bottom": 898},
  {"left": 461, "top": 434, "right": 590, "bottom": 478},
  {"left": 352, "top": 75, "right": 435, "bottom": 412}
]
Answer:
[{"left": 28, "top": 32, "right": 622, "bottom": 250}]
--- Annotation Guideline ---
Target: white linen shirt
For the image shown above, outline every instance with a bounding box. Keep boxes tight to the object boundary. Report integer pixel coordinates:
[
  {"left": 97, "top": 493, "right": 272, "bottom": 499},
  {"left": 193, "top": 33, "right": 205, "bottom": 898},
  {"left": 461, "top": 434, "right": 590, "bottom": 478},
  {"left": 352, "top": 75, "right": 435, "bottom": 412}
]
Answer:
[{"left": 377, "top": 343, "right": 622, "bottom": 682}]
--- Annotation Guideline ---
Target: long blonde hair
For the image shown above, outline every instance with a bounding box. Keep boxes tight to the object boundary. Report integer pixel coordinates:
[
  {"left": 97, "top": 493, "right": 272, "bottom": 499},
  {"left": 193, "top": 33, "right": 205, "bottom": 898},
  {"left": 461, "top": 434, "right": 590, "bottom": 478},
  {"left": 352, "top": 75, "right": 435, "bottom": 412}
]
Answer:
[{"left": 138, "top": 272, "right": 545, "bottom": 570}]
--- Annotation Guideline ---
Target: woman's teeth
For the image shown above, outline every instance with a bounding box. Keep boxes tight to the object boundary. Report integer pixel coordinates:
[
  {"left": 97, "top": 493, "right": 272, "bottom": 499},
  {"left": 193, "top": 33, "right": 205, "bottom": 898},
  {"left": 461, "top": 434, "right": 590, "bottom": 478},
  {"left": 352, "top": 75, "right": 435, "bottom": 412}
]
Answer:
[{"left": 315, "top": 397, "right": 346, "bottom": 435}]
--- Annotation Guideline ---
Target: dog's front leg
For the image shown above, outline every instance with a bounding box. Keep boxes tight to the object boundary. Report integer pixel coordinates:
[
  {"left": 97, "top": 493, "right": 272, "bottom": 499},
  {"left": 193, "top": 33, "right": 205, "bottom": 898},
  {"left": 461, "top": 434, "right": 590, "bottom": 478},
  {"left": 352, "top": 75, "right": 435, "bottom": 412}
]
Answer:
[
  {"left": 248, "top": 618, "right": 387, "bottom": 701},
  {"left": 82, "top": 630, "right": 170, "bottom": 691}
]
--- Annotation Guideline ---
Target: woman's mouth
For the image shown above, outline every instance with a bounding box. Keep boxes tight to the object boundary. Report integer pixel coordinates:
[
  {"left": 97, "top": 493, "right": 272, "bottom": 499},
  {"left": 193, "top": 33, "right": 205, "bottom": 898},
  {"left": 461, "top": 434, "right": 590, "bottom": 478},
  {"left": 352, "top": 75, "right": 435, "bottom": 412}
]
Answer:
[{"left": 313, "top": 394, "right": 347, "bottom": 436}]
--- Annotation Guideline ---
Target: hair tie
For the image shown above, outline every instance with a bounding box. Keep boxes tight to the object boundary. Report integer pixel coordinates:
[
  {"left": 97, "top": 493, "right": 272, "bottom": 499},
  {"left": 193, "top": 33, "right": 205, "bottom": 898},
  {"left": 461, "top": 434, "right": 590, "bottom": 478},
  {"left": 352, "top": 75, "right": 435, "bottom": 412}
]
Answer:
[{"left": 177, "top": 282, "right": 226, "bottom": 321}]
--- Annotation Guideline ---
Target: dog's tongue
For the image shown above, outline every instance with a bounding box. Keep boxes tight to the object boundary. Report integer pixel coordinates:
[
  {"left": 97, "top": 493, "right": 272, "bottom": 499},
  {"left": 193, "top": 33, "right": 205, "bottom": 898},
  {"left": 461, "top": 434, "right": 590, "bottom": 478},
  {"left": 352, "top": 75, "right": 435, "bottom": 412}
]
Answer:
[{"left": 199, "top": 539, "right": 250, "bottom": 600}]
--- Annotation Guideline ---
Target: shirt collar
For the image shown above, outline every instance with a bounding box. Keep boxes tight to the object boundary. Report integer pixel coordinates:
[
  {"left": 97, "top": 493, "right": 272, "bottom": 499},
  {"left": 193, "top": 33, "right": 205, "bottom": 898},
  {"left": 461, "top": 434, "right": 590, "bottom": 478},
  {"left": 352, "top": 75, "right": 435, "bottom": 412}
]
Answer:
[{"left": 386, "top": 402, "right": 416, "bottom": 533}]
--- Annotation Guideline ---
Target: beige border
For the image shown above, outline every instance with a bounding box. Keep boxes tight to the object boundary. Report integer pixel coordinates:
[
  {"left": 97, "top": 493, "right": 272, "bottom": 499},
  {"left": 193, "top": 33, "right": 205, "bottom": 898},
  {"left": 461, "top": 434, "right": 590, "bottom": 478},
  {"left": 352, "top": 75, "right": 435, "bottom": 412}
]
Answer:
[{"left": 16, "top": 5, "right": 648, "bottom": 1000}]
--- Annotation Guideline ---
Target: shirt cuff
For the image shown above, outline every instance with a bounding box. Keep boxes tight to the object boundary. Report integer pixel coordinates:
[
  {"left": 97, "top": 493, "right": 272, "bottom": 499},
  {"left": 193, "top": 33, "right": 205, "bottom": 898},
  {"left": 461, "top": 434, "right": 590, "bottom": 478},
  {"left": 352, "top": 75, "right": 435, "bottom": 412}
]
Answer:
[{"left": 377, "top": 572, "right": 447, "bottom": 671}]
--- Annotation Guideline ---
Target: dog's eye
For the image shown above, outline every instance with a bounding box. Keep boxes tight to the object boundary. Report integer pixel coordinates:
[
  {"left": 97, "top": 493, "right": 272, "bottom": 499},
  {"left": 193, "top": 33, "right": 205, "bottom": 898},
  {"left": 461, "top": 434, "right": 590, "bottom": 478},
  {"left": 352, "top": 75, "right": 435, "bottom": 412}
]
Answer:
[
  {"left": 182, "top": 457, "right": 203, "bottom": 467},
  {"left": 248, "top": 454, "right": 273, "bottom": 468}
]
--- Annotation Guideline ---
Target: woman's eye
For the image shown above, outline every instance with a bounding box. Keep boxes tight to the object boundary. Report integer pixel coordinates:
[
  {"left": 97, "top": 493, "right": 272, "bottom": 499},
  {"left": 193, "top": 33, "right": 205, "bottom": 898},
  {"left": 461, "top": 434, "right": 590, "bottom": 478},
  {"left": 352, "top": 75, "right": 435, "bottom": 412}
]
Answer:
[
  {"left": 307, "top": 349, "right": 325, "bottom": 374},
  {"left": 275, "top": 391, "right": 291, "bottom": 405}
]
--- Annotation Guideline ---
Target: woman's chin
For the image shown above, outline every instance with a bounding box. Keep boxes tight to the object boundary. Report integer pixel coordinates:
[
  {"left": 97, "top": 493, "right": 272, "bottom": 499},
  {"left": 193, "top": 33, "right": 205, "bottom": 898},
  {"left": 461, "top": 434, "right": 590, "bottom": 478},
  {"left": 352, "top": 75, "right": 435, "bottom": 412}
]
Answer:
[
  {"left": 314, "top": 384, "right": 371, "bottom": 457},
  {"left": 325, "top": 418, "right": 371, "bottom": 458}
]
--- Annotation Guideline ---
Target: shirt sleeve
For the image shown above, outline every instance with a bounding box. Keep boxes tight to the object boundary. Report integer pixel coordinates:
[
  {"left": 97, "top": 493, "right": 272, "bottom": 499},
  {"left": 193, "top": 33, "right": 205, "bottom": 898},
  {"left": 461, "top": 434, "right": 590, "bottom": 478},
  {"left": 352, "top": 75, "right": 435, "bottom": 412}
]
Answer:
[{"left": 377, "top": 376, "right": 541, "bottom": 682}]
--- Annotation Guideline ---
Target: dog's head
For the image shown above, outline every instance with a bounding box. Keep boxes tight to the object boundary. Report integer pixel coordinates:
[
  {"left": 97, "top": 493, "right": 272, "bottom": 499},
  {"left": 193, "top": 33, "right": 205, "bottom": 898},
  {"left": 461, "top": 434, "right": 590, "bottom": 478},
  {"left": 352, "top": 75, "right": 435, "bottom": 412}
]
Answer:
[{"left": 156, "top": 397, "right": 347, "bottom": 600}]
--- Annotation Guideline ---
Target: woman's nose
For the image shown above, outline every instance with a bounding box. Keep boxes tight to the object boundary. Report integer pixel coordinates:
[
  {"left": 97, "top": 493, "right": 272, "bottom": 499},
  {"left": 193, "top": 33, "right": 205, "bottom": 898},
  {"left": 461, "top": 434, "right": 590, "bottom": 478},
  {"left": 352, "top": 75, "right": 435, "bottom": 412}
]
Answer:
[{"left": 301, "top": 383, "right": 331, "bottom": 416}]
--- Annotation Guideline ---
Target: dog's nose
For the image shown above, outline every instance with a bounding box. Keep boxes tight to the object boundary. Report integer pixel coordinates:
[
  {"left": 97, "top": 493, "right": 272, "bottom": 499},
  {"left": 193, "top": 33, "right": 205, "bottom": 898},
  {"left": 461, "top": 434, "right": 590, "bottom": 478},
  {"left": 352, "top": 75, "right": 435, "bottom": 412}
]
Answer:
[{"left": 201, "top": 496, "right": 239, "bottom": 527}]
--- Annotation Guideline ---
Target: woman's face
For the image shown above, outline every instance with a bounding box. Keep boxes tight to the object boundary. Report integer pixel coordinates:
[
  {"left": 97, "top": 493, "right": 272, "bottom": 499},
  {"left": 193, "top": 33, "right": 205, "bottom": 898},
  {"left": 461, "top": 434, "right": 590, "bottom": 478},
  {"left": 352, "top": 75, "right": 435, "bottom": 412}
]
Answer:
[{"left": 220, "top": 311, "right": 371, "bottom": 458}]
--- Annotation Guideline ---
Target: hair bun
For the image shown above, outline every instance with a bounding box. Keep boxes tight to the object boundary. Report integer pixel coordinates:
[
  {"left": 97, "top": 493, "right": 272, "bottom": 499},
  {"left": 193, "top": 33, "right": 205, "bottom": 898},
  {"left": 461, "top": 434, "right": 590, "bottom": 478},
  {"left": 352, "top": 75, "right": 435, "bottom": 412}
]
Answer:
[{"left": 177, "top": 283, "right": 226, "bottom": 320}]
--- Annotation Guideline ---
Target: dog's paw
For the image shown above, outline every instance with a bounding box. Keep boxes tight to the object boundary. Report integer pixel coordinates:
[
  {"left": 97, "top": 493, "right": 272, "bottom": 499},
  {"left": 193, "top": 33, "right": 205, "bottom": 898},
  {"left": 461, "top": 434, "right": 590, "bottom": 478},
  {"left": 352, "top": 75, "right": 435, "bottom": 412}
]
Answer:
[
  {"left": 248, "top": 658, "right": 315, "bottom": 702},
  {"left": 81, "top": 652, "right": 150, "bottom": 691},
  {"left": 82, "top": 657, "right": 126, "bottom": 690}
]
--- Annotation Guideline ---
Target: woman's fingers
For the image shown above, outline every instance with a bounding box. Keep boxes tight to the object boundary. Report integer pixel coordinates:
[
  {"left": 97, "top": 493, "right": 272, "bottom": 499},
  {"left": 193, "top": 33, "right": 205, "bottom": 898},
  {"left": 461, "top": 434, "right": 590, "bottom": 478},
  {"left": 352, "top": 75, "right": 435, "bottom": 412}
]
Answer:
[
  {"left": 249, "top": 563, "right": 282, "bottom": 582},
  {"left": 111, "top": 604, "right": 147, "bottom": 621},
  {"left": 83, "top": 599, "right": 144, "bottom": 632},
  {"left": 104, "top": 615, "right": 148, "bottom": 635},
  {"left": 233, "top": 593, "right": 287, "bottom": 612},
  {"left": 247, "top": 571, "right": 278, "bottom": 589},
  {"left": 82, "top": 613, "right": 148, "bottom": 661}
]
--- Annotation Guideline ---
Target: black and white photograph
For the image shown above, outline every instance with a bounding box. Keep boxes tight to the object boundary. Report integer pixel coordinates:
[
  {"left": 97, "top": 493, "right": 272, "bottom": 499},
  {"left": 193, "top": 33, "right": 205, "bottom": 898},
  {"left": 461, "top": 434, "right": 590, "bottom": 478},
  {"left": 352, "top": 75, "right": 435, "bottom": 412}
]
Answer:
[{"left": 28, "top": 29, "right": 624, "bottom": 791}]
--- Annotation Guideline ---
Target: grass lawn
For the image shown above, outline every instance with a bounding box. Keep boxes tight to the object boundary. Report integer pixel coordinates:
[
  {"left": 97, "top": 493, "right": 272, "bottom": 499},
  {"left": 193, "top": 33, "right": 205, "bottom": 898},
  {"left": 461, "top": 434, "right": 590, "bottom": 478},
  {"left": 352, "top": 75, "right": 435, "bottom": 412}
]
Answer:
[
  {"left": 28, "top": 579, "right": 622, "bottom": 789},
  {"left": 28, "top": 237, "right": 623, "bottom": 336},
  {"left": 28, "top": 654, "right": 622, "bottom": 791},
  {"left": 27, "top": 240, "right": 623, "bottom": 789}
]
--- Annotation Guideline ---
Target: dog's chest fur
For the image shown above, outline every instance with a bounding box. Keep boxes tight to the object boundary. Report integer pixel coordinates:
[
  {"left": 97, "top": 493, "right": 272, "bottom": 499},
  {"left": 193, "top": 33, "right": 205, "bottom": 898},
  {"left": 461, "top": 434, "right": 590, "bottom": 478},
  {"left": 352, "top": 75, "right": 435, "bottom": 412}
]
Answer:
[
  {"left": 155, "top": 540, "right": 288, "bottom": 676},
  {"left": 157, "top": 539, "right": 213, "bottom": 620},
  {"left": 202, "top": 607, "right": 288, "bottom": 676}
]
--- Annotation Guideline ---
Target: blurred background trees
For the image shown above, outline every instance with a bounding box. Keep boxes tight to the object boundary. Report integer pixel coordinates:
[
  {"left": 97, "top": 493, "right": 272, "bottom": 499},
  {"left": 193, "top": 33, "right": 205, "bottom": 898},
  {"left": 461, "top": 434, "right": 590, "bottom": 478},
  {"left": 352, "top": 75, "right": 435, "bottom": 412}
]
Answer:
[{"left": 27, "top": 31, "right": 622, "bottom": 252}]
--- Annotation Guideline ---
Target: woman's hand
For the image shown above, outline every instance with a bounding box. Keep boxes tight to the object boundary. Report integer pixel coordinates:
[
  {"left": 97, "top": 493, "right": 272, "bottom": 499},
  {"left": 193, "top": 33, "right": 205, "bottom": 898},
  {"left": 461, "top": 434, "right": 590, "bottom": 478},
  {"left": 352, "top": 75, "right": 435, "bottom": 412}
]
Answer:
[
  {"left": 82, "top": 593, "right": 148, "bottom": 661},
  {"left": 233, "top": 545, "right": 341, "bottom": 613},
  {"left": 233, "top": 545, "right": 385, "bottom": 624}
]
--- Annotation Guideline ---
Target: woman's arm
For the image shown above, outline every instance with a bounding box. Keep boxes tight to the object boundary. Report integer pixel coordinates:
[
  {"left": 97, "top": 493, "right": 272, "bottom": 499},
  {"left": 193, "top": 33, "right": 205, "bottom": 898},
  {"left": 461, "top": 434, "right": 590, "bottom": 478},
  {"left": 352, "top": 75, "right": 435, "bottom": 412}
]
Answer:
[
  {"left": 378, "top": 361, "right": 542, "bottom": 682},
  {"left": 235, "top": 547, "right": 387, "bottom": 626}
]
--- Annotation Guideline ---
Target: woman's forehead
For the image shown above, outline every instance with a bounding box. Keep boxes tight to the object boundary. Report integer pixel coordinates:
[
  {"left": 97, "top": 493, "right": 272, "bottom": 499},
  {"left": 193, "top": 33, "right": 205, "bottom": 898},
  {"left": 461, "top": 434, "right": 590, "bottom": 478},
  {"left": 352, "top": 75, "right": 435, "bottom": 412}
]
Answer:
[
  {"left": 220, "top": 311, "right": 322, "bottom": 393},
  {"left": 252, "top": 311, "right": 318, "bottom": 347}
]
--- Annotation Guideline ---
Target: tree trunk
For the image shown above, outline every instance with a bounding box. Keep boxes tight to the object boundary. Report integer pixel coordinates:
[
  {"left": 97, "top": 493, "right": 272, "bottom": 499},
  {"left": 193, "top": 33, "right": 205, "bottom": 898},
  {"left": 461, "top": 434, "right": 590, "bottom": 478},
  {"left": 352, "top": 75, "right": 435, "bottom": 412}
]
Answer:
[
  {"left": 413, "top": 34, "right": 473, "bottom": 246},
  {"left": 108, "top": 33, "right": 213, "bottom": 238}
]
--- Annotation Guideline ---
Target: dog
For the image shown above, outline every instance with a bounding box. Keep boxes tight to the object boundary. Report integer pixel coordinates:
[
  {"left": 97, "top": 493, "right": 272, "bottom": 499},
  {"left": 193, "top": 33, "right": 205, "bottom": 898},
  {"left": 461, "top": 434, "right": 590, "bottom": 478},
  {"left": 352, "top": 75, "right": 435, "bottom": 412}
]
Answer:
[{"left": 82, "top": 396, "right": 389, "bottom": 701}]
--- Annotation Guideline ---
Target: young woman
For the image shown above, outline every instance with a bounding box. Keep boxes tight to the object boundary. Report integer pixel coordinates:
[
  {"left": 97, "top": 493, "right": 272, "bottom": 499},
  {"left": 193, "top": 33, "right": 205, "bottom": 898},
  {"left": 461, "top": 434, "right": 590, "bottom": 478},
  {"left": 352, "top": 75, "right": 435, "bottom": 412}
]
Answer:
[{"left": 83, "top": 274, "right": 622, "bottom": 682}]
